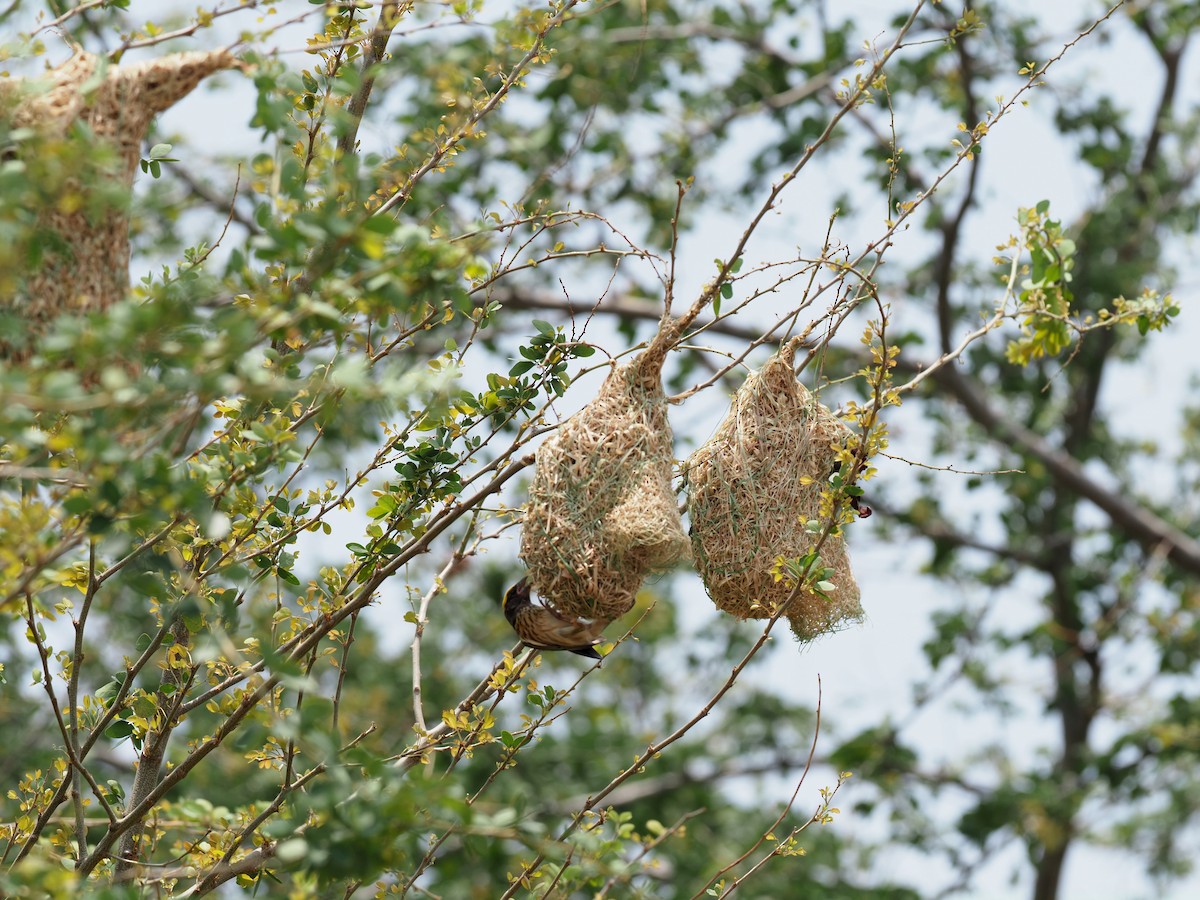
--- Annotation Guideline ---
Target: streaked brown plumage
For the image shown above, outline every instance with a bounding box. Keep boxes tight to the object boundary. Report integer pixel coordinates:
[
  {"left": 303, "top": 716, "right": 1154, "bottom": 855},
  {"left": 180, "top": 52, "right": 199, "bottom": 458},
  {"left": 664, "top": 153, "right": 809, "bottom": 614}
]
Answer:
[{"left": 501, "top": 578, "right": 607, "bottom": 659}]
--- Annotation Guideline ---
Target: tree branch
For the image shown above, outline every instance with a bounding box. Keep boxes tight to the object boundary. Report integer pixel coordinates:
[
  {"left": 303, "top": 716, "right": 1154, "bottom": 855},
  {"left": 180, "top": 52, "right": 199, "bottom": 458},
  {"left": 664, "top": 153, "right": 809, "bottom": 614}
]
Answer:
[{"left": 930, "top": 365, "right": 1200, "bottom": 575}]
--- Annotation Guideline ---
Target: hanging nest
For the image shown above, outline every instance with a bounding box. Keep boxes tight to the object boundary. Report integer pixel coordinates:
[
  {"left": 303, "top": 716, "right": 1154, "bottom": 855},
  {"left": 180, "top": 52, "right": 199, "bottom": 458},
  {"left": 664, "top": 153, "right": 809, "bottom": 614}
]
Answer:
[
  {"left": 0, "top": 49, "right": 240, "bottom": 356},
  {"left": 686, "top": 342, "right": 863, "bottom": 643},
  {"left": 520, "top": 337, "right": 690, "bottom": 623}
]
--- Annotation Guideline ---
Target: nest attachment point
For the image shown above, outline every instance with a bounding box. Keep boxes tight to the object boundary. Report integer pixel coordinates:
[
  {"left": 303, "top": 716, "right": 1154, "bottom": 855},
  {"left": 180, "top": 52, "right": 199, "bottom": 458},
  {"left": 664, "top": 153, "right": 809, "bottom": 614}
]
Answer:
[{"left": 686, "top": 344, "right": 863, "bottom": 643}]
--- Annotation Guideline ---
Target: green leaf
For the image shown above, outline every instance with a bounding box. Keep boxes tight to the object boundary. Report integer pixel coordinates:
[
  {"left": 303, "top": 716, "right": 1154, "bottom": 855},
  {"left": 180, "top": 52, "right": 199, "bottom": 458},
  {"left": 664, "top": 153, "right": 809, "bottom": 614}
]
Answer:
[{"left": 105, "top": 720, "right": 135, "bottom": 740}]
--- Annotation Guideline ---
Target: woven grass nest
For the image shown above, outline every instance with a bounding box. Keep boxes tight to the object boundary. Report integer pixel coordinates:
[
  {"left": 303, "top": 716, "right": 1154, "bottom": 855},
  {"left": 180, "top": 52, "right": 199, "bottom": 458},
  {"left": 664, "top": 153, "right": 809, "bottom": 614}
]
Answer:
[
  {"left": 686, "top": 342, "right": 862, "bottom": 643},
  {"left": 1, "top": 49, "right": 238, "bottom": 353},
  {"left": 520, "top": 340, "right": 689, "bottom": 623}
]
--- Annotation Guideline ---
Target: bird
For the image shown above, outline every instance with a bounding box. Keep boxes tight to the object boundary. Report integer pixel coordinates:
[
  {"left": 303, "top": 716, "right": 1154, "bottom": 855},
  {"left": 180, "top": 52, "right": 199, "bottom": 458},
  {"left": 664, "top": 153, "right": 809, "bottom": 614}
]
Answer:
[{"left": 501, "top": 577, "right": 607, "bottom": 659}]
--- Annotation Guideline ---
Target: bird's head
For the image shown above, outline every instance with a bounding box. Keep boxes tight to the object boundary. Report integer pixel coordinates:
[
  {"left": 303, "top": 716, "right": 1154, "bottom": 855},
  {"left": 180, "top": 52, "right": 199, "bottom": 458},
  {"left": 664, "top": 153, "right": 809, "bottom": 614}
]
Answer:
[
  {"left": 501, "top": 577, "right": 530, "bottom": 628},
  {"left": 502, "top": 577, "right": 530, "bottom": 609}
]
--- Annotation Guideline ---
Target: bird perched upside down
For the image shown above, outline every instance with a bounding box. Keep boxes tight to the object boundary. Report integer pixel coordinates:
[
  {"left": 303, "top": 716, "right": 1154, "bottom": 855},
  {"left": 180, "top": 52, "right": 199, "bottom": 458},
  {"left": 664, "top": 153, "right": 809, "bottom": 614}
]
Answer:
[{"left": 501, "top": 577, "right": 608, "bottom": 659}]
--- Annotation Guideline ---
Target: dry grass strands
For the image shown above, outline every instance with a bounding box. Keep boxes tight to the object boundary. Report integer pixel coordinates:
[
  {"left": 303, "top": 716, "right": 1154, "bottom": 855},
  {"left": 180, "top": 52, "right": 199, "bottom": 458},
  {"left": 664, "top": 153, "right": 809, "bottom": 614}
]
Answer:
[
  {"left": 1, "top": 49, "right": 238, "bottom": 353},
  {"left": 686, "top": 342, "right": 863, "bottom": 643},
  {"left": 521, "top": 342, "right": 689, "bottom": 622}
]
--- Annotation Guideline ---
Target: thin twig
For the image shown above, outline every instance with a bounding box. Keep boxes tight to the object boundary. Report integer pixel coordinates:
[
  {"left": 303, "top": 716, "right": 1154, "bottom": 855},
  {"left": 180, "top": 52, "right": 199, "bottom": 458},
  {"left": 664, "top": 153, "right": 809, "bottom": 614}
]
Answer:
[
  {"left": 410, "top": 548, "right": 474, "bottom": 733},
  {"left": 692, "top": 680, "right": 826, "bottom": 898}
]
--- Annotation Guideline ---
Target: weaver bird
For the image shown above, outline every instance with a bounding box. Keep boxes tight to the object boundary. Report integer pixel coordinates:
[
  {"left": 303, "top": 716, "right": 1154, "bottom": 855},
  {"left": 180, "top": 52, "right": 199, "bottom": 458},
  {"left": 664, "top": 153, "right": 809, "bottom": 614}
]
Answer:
[{"left": 501, "top": 578, "right": 607, "bottom": 659}]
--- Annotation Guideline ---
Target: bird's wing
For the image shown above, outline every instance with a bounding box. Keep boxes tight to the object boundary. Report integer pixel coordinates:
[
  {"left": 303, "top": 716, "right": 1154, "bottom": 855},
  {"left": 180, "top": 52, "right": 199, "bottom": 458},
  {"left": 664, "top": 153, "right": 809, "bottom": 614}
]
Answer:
[{"left": 538, "top": 607, "right": 603, "bottom": 644}]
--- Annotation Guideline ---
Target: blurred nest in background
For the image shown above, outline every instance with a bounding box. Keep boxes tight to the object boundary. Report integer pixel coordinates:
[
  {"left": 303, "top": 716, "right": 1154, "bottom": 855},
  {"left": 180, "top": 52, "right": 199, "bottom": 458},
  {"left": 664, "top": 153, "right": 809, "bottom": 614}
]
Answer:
[
  {"left": 521, "top": 340, "right": 689, "bottom": 623},
  {"left": 0, "top": 49, "right": 238, "bottom": 357},
  {"left": 686, "top": 341, "right": 862, "bottom": 643}
]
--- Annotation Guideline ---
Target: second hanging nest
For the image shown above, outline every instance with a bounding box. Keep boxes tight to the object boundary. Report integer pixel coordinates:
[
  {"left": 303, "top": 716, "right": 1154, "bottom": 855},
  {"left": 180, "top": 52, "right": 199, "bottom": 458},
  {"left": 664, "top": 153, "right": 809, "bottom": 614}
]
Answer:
[
  {"left": 520, "top": 337, "right": 689, "bottom": 624},
  {"left": 686, "top": 342, "right": 863, "bottom": 642}
]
